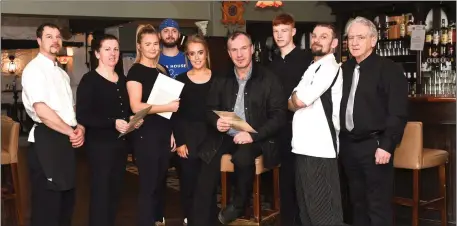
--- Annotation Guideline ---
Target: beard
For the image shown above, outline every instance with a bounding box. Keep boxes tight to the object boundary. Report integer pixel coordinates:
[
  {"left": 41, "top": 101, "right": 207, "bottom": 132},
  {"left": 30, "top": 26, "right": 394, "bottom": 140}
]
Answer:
[
  {"left": 162, "top": 38, "right": 179, "bottom": 48},
  {"left": 311, "top": 44, "right": 327, "bottom": 56},
  {"left": 49, "top": 45, "right": 61, "bottom": 55}
]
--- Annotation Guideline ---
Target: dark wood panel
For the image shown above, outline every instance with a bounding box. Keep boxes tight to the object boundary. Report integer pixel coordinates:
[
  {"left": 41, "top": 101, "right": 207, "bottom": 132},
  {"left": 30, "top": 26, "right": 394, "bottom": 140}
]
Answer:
[{"left": 206, "top": 36, "right": 232, "bottom": 74}]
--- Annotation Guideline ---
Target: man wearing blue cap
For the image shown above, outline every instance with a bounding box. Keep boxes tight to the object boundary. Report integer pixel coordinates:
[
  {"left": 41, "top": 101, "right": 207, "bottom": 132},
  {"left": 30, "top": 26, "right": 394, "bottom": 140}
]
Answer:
[{"left": 159, "top": 18, "right": 192, "bottom": 79}]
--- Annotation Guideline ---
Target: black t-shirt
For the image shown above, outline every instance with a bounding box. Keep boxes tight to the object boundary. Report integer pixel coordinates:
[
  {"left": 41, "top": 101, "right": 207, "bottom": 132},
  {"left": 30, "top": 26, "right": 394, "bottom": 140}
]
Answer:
[
  {"left": 172, "top": 72, "right": 213, "bottom": 153},
  {"left": 126, "top": 63, "right": 171, "bottom": 136},
  {"left": 175, "top": 72, "right": 213, "bottom": 122}
]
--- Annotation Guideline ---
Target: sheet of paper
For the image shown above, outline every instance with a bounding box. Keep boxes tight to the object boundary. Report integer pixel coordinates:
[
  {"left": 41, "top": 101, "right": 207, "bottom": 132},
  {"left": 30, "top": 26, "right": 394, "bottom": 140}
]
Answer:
[
  {"left": 213, "top": 110, "right": 257, "bottom": 133},
  {"left": 410, "top": 25, "right": 426, "bottom": 51},
  {"left": 147, "top": 73, "right": 184, "bottom": 119},
  {"left": 119, "top": 105, "right": 152, "bottom": 138}
]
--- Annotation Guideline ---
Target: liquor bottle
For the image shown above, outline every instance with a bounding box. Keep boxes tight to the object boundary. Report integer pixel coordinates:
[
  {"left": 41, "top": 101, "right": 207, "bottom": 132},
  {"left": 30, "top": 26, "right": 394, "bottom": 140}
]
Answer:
[
  {"left": 407, "top": 72, "right": 412, "bottom": 96},
  {"left": 406, "top": 15, "right": 414, "bottom": 37},
  {"left": 448, "top": 21, "right": 456, "bottom": 58},
  {"left": 440, "top": 19, "right": 448, "bottom": 56},
  {"left": 383, "top": 21, "right": 389, "bottom": 40},
  {"left": 254, "top": 42, "right": 262, "bottom": 63},
  {"left": 411, "top": 72, "right": 417, "bottom": 95},
  {"left": 377, "top": 22, "right": 383, "bottom": 41},
  {"left": 449, "top": 20, "right": 456, "bottom": 45},
  {"left": 432, "top": 28, "right": 440, "bottom": 58},
  {"left": 400, "top": 14, "right": 406, "bottom": 38},
  {"left": 425, "top": 29, "right": 433, "bottom": 58}
]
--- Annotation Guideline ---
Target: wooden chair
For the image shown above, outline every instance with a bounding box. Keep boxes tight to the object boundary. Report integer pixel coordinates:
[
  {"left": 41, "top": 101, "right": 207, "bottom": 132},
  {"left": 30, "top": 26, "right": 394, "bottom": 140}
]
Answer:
[
  {"left": 393, "top": 121, "right": 448, "bottom": 226},
  {"left": 1, "top": 115, "right": 23, "bottom": 225},
  {"left": 220, "top": 154, "right": 280, "bottom": 225}
]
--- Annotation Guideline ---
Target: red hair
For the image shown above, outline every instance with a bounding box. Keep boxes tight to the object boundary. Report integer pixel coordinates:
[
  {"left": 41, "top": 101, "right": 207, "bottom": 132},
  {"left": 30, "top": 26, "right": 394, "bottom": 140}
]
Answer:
[{"left": 272, "top": 13, "right": 295, "bottom": 27}]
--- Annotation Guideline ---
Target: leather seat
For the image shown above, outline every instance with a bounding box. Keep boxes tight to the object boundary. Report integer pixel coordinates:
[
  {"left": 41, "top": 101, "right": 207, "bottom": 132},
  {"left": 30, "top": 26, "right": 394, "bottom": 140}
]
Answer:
[
  {"left": 1, "top": 115, "right": 24, "bottom": 225},
  {"left": 220, "top": 154, "right": 280, "bottom": 225},
  {"left": 393, "top": 121, "right": 448, "bottom": 226}
]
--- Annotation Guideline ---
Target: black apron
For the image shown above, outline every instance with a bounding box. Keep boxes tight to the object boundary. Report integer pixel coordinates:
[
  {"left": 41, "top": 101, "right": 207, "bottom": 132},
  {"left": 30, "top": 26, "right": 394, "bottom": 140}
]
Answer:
[{"left": 33, "top": 123, "right": 76, "bottom": 191}]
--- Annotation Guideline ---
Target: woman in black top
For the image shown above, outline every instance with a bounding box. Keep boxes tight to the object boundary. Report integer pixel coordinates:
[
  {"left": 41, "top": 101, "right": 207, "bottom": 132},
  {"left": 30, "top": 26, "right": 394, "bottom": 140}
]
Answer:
[
  {"left": 173, "top": 34, "right": 213, "bottom": 225},
  {"left": 76, "top": 34, "right": 143, "bottom": 226},
  {"left": 126, "top": 24, "right": 178, "bottom": 226}
]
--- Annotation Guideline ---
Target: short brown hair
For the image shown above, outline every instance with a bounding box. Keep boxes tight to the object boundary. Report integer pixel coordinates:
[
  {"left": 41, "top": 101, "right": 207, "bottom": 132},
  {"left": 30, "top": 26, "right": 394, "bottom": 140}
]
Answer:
[
  {"left": 227, "top": 31, "right": 252, "bottom": 47},
  {"left": 315, "top": 23, "right": 337, "bottom": 39},
  {"left": 272, "top": 13, "right": 295, "bottom": 27},
  {"left": 36, "top": 23, "right": 60, "bottom": 39}
]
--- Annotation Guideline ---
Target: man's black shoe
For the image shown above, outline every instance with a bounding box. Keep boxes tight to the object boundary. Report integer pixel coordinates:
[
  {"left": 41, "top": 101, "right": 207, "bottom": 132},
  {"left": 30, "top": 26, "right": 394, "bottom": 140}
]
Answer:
[{"left": 218, "top": 205, "right": 243, "bottom": 224}]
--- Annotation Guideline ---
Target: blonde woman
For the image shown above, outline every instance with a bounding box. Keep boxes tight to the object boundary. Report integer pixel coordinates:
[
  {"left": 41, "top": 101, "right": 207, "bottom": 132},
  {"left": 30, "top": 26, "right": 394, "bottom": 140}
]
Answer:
[
  {"left": 172, "top": 34, "right": 213, "bottom": 225},
  {"left": 126, "top": 24, "right": 178, "bottom": 226}
]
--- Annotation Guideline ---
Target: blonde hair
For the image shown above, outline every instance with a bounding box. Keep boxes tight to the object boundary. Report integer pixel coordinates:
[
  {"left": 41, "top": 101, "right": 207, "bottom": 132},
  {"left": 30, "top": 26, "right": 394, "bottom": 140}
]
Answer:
[
  {"left": 184, "top": 34, "right": 211, "bottom": 69},
  {"left": 135, "top": 24, "right": 167, "bottom": 74}
]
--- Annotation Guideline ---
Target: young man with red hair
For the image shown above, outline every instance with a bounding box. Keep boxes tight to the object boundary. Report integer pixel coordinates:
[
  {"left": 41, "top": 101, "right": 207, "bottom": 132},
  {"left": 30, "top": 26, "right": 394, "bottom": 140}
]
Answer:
[{"left": 268, "top": 13, "right": 312, "bottom": 226}]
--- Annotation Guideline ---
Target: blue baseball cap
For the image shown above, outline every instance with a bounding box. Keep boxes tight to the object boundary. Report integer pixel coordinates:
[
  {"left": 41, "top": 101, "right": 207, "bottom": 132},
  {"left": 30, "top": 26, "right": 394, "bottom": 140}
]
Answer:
[{"left": 159, "top": 18, "right": 180, "bottom": 32}]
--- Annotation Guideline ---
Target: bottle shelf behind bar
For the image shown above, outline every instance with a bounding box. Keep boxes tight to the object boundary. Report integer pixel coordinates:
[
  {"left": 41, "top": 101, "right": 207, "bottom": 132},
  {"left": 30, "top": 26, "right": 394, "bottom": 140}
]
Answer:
[{"left": 340, "top": 10, "right": 456, "bottom": 98}]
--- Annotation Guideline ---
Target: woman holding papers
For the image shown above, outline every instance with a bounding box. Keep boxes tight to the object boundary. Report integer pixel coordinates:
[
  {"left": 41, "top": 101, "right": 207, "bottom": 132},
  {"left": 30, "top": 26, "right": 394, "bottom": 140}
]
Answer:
[
  {"left": 172, "top": 34, "right": 213, "bottom": 225},
  {"left": 76, "top": 34, "right": 143, "bottom": 226},
  {"left": 126, "top": 24, "right": 178, "bottom": 226}
]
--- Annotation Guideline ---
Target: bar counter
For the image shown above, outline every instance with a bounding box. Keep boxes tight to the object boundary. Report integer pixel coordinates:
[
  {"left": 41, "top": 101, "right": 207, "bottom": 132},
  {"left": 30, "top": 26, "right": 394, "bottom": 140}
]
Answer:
[{"left": 395, "top": 95, "right": 456, "bottom": 224}]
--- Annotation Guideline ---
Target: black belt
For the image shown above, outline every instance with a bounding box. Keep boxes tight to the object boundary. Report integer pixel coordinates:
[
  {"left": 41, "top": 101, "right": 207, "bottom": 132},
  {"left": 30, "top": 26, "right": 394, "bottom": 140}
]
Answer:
[{"left": 341, "top": 130, "right": 383, "bottom": 142}]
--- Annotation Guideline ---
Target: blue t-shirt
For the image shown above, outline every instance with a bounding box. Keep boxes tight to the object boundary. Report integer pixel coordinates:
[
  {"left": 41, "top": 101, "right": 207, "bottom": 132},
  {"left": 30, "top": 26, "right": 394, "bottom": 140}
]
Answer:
[{"left": 159, "top": 52, "right": 192, "bottom": 79}]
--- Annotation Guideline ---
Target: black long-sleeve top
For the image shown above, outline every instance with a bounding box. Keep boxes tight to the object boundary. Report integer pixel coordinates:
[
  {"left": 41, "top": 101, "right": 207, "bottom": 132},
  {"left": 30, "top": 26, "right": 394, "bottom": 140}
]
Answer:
[
  {"left": 172, "top": 72, "right": 213, "bottom": 158},
  {"left": 76, "top": 70, "right": 132, "bottom": 142},
  {"left": 268, "top": 47, "right": 313, "bottom": 121},
  {"left": 340, "top": 52, "right": 408, "bottom": 153}
]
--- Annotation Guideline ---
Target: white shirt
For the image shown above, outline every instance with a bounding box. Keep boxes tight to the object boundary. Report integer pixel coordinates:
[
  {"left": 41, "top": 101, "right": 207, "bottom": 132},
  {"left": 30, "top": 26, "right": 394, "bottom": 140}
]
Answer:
[
  {"left": 291, "top": 54, "right": 343, "bottom": 158},
  {"left": 22, "top": 53, "right": 77, "bottom": 142}
]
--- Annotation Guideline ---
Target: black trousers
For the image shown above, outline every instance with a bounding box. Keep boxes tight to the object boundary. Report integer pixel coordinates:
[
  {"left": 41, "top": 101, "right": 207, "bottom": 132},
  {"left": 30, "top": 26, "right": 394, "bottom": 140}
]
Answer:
[
  {"left": 295, "top": 155, "right": 346, "bottom": 226},
  {"left": 190, "top": 138, "right": 262, "bottom": 226},
  {"left": 278, "top": 123, "right": 300, "bottom": 226},
  {"left": 176, "top": 156, "right": 201, "bottom": 220},
  {"left": 86, "top": 139, "right": 129, "bottom": 226},
  {"left": 133, "top": 131, "right": 171, "bottom": 226},
  {"left": 27, "top": 143, "right": 75, "bottom": 226},
  {"left": 339, "top": 136, "right": 394, "bottom": 226}
]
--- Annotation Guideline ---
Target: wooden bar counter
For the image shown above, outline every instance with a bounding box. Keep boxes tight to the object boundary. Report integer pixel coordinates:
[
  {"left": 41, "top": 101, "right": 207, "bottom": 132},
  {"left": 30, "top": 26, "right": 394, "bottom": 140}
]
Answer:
[{"left": 395, "top": 95, "right": 456, "bottom": 225}]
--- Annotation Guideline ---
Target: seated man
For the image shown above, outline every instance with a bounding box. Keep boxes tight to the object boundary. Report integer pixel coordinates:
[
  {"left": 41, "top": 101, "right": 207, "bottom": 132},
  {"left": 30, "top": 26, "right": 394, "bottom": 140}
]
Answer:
[{"left": 190, "top": 31, "right": 286, "bottom": 226}]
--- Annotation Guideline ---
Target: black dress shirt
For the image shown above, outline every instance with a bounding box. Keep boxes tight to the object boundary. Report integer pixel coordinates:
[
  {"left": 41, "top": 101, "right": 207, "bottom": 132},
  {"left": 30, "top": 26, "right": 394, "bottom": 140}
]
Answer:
[
  {"left": 340, "top": 52, "right": 408, "bottom": 153},
  {"left": 76, "top": 70, "right": 132, "bottom": 142},
  {"left": 269, "top": 47, "right": 313, "bottom": 121}
]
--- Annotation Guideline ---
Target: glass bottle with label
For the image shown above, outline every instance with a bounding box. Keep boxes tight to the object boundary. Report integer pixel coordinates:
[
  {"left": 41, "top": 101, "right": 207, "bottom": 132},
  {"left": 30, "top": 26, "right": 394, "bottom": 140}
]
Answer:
[
  {"left": 425, "top": 29, "right": 433, "bottom": 58},
  {"left": 400, "top": 14, "right": 406, "bottom": 38},
  {"left": 440, "top": 19, "right": 448, "bottom": 56},
  {"left": 406, "top": 15, "right": 414, "bottom": 37},
  {"left": 432, "top": 28, "right": 441, "bottom": 58}
]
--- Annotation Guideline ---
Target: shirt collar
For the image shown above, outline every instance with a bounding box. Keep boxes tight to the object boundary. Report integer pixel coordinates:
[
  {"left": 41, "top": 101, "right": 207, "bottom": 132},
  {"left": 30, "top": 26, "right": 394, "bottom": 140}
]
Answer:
[
  {"left": 37, "top": 53, "right": 59, "bottom": 68},
  {"left": 234, "top": 64, "right": 252, "bottom": 82},
  {"left": 356, "top": 51, "right": 376, "bottom": 69},
  {"left": 308, "top": 53, "right": 336, "bottom": 72}
]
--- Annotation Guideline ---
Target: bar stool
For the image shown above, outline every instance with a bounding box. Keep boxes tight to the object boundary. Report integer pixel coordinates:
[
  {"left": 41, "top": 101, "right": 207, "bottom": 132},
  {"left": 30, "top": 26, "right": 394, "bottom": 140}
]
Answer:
[
  {"left": 393, "top": 121, "right": 448, "bottom": 226},
  {"left": 220, "top": 154, "right": 280, "bottom": 225},
  {"left": 1, "top": 115, "right": 23, "bottom": 225}
]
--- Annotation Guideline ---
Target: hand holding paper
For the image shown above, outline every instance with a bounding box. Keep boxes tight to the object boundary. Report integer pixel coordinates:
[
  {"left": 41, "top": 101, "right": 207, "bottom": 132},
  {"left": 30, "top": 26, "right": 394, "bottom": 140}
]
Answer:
[
  {"left": 118, "top": 105, "right": 152, "bottom": 138},
  {"left": 213, "top": 111, "right": 257, "bottom": 133},
  {"left": 147, "top": 73, "right": 184, "bottom": 119}
]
